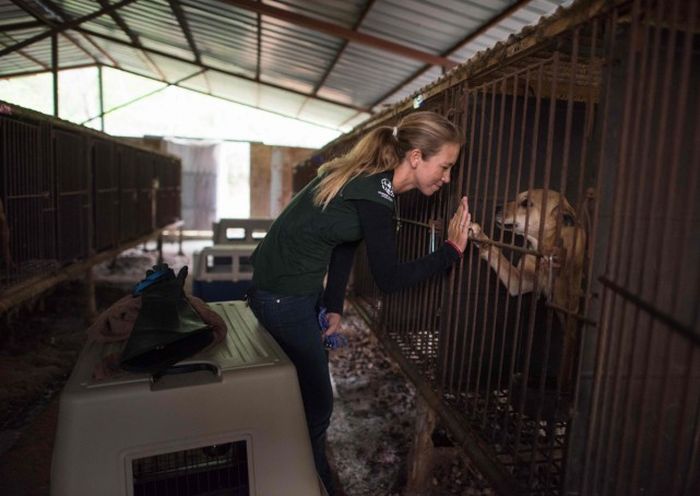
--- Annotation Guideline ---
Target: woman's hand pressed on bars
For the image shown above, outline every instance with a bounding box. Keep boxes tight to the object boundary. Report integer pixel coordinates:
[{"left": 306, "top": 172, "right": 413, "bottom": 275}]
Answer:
[{"left": 447, "top": 196, "right": 471, "bottom": 253}]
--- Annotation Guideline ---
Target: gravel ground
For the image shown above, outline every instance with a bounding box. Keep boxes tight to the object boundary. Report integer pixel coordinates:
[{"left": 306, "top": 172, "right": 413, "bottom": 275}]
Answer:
[
  {"left": 0, "top": 241, "right": 493, "bottom": 495},
  {"left": 328, "top": 304, "right": 495, "bottom": 496},
  {"left": 327, "top": 305, "right": 417, "bottom": 495}
]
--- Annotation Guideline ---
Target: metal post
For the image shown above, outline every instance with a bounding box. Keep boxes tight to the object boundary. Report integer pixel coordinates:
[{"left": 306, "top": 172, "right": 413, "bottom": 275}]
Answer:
[
  {"left": 52, "top": 32, "right": 58, "bottom": 117},
  {"left": 98, "top": 64, "right": 105, "bottom": 131}
]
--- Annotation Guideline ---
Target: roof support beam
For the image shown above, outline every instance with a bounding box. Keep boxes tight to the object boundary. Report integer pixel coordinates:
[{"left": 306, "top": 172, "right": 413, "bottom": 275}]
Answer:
[
  {"left": 368, "top": 0, "right": 533, "bottom": 109},
  {"left": 168, "top": 0, "right": 201, "bottom": 64},
  {"left": 51, "top": 31, "right": 58, "bottom": 116},
  {"left": 11, "top": 0, "right": 102, "bottom": 66},
  {"left": 96, "top": 0, "right": 139, "bottom": 47},
  {"left": 295, "top": 0, "right": 377, "bottom": 119},
  {"left": 0, "top": 0, "right": 139, "bottom": 58},
  {"left": 0, "top": 36, "right": 49, "bottom": 70},
  {"left": 216, "top": 0, "right": 459, "bottom": 69},
  {"left": 167, "top": 0, "right": 210, "bottom": 92},
  {"left": 0, "top": 20, "right": 44, "bottom": 31},
  {"left": 255, "top": 7, "right": 261, "bottom": 82},
  {"left": 95, "top": 0, "right": 165, "bottom": 80},
  {"left": 75, "top": 26, "right": 369, "bottom": 113},
  {"left": 27, "top": 0, "right": 121, "bottom": 68},
  {"left": 80, "top": 31, "right": 121, "bottom": 68},
  {"left": 83, "top": 63, "right": 344, "bottom": 131},
  {"left": 80, "top": 68, "right": 207, "bottom": 125},
  {"left": 311, "top": 0, "right": 376, "bottom": 96},
  {"left": 0, "top": 62, "right": 96, "bottom": 79},
  {"left": 98, "top": 64, "right": 105, "bottom": 131}
]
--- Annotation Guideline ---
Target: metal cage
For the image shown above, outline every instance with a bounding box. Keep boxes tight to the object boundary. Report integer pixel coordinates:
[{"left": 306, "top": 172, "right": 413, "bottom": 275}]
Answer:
[{"left": 302, "top": 0, "right": 699, "bottom": 493}]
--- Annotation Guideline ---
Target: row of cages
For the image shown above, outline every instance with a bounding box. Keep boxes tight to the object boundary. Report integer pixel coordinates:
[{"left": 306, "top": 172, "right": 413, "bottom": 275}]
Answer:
[
  {"left": 0, "top": 106, "right": 181, "bottom": 291},
  {"left": 296, "top": 0, "right": 699, "bottom": 494}
]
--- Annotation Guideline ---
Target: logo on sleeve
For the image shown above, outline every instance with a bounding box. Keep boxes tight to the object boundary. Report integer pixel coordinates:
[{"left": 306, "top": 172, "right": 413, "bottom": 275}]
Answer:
[{"left": 378, "top": 178, "right": 395, "bottom": 202}]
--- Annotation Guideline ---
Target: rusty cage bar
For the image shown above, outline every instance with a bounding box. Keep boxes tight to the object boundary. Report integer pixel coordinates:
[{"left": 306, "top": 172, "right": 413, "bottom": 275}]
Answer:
[{"left": 293, "top": 0, "right": 699, "bottom": 494}]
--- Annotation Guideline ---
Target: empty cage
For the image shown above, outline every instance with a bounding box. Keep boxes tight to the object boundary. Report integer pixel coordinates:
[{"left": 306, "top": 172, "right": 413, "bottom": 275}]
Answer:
[
  {"left": 0, "top": 103, "right": 182, "bottom": 296},
  {"left": 0, "top": 113, "right": 56, "bottom": 286}
]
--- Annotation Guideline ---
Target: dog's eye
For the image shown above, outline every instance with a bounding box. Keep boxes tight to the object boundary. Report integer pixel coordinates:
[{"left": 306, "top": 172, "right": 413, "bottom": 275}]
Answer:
[{"left": 519, "top": 199, "right": 531, "bottom": 208}]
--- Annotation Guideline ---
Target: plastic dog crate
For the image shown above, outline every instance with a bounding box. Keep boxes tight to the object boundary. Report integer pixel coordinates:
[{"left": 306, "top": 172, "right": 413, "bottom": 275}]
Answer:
[
  {"left": 191, "top": 245, "right": 257, "bottom": 301},
  {"left": 212, "top": 218, "right": 273, "bottom": 245},
  {"left": 51, "top": 301, "right": 326, "bottom": 496}
]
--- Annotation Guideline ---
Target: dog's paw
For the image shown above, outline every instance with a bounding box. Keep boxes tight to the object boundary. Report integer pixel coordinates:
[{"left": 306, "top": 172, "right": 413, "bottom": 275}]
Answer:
[
  {"left": 469, "top": 222, "right": 488, "bottom": 242},
  {"left": 468, "top": 222, "right": 492, "bottom": 257},
  {"left": 469, "top": 221, "right": 481, "bottom": 237}
]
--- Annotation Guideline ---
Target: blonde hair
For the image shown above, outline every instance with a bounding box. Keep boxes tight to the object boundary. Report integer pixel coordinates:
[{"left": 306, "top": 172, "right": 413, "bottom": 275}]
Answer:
[{"left": 313, "top": 111, "right": 462, "bottom": 209}]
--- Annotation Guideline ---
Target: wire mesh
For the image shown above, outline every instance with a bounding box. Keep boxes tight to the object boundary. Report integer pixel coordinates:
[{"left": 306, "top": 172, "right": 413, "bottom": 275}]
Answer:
[{"left": 132, "top": 440, "right": 249, "bottom": 496}]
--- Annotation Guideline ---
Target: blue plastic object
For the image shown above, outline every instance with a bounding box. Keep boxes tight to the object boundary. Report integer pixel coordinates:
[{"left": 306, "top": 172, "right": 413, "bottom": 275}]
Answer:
[
  {"left": 317, "top": 306, "right": 330, "bottom": 331},
  {"left": 318, "top": 306, "right": 348, "bottom": 350},
  {"left": 132, "top": 266, "right": 173, "bottom": 296}
]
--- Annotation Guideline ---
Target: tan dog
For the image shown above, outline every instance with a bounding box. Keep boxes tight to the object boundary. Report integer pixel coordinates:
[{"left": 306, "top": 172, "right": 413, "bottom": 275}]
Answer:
[{"left": 470, "top": 189, "right": 586, "bottom": 389}]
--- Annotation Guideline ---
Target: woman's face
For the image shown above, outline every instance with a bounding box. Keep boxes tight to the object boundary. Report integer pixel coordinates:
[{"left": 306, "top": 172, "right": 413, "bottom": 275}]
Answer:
[{"left": 412, "top": 142, "right": 461, "bottom": 196}]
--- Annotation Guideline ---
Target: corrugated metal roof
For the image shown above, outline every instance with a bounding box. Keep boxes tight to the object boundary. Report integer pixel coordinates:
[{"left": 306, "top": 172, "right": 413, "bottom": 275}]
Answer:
[{"left": 0, "top": 0, "right": 573, "bottom": 131}]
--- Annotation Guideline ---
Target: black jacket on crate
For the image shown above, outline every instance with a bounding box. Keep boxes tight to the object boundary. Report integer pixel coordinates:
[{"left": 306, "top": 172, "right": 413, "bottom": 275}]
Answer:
[{"left": 120, "top": 264, "right": 214, "bottom": 374}]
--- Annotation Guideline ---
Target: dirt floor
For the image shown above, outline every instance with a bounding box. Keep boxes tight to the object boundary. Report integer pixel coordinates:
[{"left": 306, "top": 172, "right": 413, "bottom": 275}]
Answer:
[{"left": 0, "top": 240, "right": 492, "bottom": 496}]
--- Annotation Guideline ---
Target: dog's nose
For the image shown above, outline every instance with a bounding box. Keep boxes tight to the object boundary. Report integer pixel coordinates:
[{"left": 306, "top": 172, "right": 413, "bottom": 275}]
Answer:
[{"left": 495, "top": 205, "right": 503, "bottom": 216}]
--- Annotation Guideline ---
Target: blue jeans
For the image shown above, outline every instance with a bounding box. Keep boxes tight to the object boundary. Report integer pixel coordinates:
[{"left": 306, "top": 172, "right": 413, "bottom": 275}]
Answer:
[{"left": 246, "top": 287, "right": 335, "bottom": 495}]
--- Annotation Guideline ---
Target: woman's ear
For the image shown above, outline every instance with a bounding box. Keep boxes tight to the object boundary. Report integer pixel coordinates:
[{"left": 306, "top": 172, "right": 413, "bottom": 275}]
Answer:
[{"left": 408, "top": 148, "right": 422, "bottom": 168}]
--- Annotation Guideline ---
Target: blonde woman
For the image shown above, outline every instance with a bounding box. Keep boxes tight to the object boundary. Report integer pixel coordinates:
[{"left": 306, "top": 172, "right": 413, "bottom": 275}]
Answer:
[{"left": 247, "top": 111, "right": 472, "bottom": 495}]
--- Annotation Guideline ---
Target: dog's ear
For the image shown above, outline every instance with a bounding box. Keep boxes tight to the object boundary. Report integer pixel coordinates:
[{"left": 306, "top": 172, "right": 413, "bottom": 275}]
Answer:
[{"left": 553, "top": 204, "right": 577, "bottom": 226}]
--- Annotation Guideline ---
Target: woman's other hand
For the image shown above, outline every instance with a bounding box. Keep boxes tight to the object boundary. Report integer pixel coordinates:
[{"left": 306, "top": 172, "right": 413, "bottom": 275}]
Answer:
[
  {"left": 447, "top": 196, "right": 471, "bottom": 252},
  {"left": 324, "top": 312, "right": 342, "bottom": 336}
]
